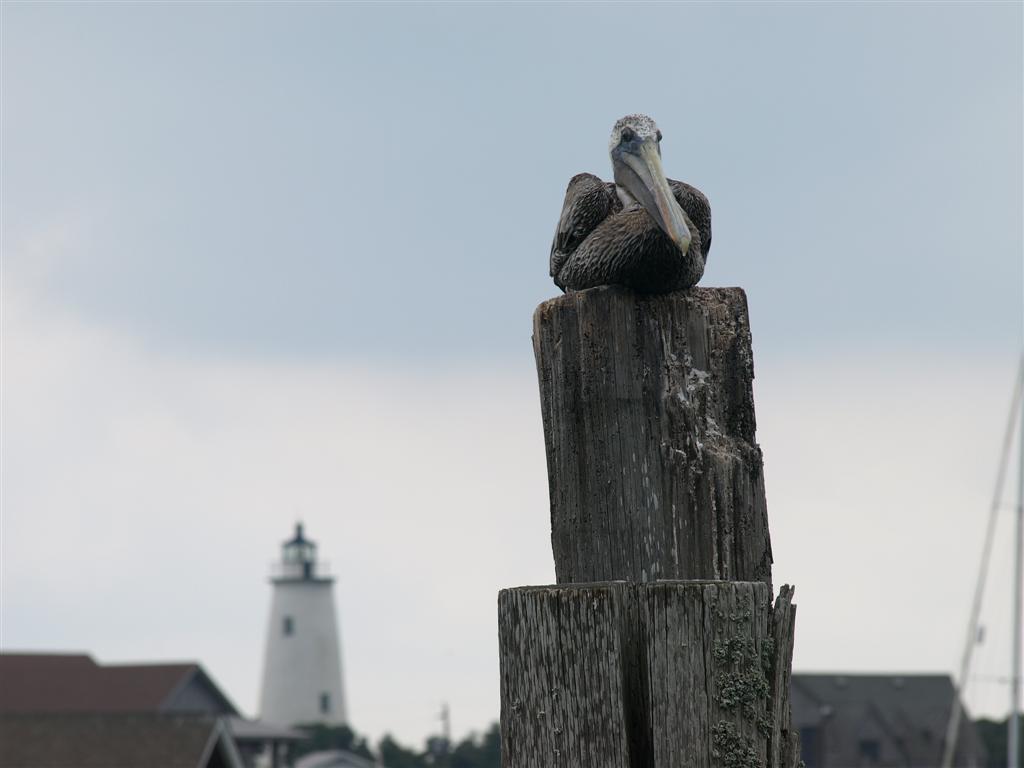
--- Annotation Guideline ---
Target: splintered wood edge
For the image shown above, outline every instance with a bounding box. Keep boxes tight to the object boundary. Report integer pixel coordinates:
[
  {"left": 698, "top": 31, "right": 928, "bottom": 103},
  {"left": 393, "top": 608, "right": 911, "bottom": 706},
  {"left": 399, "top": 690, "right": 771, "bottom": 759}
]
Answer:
[{"left": 533, "top": 285, "right": 750, "bottom": 321}]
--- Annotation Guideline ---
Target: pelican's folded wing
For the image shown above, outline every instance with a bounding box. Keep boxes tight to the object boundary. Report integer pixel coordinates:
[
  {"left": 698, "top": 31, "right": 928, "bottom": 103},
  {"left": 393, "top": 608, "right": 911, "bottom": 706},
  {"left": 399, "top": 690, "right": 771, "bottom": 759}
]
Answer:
[
  {"left": 550, "top": 173, "right": 621, "bottom": 289},
  {"left": 669, "top": 180, "right": 712, "bottom": 260}
]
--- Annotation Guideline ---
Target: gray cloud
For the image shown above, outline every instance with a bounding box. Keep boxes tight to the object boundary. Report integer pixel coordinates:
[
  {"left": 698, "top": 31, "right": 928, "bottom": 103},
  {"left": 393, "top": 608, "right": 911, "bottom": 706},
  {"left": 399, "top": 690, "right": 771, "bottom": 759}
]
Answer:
[{"left": 3, "top": 2, "right": 1020, "bottom": 362}]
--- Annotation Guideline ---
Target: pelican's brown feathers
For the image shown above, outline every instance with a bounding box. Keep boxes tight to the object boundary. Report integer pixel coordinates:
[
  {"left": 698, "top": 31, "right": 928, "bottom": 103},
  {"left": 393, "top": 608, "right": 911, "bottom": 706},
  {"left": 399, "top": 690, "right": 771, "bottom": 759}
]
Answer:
[{"left": 549, "top": 115, "right": 712, "bottom": 294}]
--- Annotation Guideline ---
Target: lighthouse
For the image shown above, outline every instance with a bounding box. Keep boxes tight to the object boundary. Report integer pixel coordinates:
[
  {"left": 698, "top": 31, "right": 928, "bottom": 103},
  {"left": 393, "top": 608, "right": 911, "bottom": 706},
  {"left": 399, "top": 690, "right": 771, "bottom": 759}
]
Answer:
[{"left": 258, "top": 523, "right": 348, "bottom": 726}]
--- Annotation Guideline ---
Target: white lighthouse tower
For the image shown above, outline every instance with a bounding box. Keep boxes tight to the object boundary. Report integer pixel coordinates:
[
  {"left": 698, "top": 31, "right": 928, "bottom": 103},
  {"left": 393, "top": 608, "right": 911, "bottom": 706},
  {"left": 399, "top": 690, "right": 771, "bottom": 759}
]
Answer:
[{"left": 258, "top": 523, "right": 348, "bottom": 726}]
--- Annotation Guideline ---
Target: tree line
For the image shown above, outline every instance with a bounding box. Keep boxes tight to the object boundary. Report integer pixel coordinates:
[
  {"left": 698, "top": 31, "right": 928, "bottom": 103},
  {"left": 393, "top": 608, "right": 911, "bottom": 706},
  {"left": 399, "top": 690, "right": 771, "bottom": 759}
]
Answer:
[
  {"left": 294, "top": 722, "right": 500, "bottom": 768},
  {"left": 298, "top": 715, "right": 1014, "bottom": 768}
]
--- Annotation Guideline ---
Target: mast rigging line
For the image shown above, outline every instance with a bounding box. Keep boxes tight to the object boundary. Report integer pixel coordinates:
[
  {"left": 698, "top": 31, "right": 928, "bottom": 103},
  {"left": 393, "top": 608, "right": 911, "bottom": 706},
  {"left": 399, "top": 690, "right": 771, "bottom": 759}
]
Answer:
[{"left": 941, "top": 355, "right": 1024, "bottom": 768}]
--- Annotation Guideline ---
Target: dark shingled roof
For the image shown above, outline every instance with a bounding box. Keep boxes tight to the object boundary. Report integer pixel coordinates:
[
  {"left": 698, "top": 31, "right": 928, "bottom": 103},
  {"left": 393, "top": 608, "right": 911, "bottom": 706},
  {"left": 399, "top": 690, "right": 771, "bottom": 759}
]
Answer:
[
  {"left": 0, "top": 654, "right": 238, "bottom": 715},
  {"left": 0, "top": 713, "right": 240, "bottom": 768},
  {"left": 791, "top": 673, "right": 986, "bottom": 768}
]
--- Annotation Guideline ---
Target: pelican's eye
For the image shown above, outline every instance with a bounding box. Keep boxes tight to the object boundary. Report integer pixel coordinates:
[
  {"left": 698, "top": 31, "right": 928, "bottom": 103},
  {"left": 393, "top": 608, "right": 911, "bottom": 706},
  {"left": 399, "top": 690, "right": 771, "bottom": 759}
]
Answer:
[
  {"left": 620, "top": 127, "right": 636, "bottom": 143},
  {"left": 656, "top": 130, "right": 663, "bottom": 142}
]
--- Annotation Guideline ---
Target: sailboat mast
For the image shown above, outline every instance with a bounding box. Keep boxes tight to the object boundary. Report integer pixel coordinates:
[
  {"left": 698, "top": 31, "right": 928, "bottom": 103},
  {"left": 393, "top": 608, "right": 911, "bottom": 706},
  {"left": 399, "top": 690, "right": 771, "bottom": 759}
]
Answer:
[
  {"left": 1012, "top": 359, "right": 1024, "bottom": 768},
  {"left": 942, "top": 361, "right": 1023, "bottom": 768}
]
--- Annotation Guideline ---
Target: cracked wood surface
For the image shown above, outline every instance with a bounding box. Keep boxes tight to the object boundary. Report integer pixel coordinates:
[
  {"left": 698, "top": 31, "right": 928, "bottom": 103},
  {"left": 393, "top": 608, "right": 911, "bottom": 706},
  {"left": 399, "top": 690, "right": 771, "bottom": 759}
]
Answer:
[
  {"left": 499, "top": 581, "right": 798, "bottom": 768},
  {"left": 532, "top": 287, "right": 773, "bottom": 587}
]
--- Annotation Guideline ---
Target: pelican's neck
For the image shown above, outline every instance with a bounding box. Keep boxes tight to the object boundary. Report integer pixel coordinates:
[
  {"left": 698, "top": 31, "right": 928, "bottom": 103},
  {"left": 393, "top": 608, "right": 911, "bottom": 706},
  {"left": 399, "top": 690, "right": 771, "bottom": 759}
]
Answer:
[{"left": 616, "top": 185, "right": 637, "bottom": 208}]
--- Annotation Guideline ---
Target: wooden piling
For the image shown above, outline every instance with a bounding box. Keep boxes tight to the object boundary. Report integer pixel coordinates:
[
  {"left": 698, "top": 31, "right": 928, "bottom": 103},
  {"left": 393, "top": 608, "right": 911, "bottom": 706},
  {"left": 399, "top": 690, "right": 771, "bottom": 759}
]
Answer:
[
  {"left": 499, "top": 581, "right": 798, "bottom": 768},
  {"left": 532, "top": 286, "right": 772, "bottom": 587},
  {"left": 501, "top": 286, "right": 798, "bottom": 768}
]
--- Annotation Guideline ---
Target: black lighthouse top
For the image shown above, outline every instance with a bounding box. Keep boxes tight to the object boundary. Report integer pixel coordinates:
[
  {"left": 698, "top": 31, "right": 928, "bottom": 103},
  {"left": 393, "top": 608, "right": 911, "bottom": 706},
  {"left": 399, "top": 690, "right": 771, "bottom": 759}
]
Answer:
[{"left": 273, "top": 522, "right": 332, "bottom": 583}]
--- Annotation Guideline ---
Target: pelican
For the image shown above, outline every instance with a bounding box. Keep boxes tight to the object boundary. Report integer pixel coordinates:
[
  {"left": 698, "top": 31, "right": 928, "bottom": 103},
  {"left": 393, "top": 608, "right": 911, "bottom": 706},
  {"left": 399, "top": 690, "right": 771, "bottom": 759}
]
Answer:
[{"left": 550, "top": 114, "right": 711, "bottom": 294}]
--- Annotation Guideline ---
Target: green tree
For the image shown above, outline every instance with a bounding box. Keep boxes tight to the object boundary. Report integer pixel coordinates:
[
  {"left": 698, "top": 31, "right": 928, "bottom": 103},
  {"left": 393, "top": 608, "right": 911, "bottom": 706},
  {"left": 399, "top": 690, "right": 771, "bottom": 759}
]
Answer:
[
  {"left": 293, "top": 723, "right": 374, "bottom": 761},
  {"left": 379, "top": 733, "right": 428, "bottom": 768},
  {"left": 449, "top": 723, "right": 500, "bottom": 768},
  {"left": 287, "top": 721, "right": 502, "bottom": 768},
  {"left": 974, "top": 717, "right": 1021, "bottom": 768}
]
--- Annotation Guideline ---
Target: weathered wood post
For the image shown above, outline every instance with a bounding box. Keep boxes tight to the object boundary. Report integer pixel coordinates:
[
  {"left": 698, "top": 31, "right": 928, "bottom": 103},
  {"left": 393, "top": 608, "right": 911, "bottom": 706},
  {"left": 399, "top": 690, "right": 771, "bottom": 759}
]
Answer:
[{"left": 498, "top": 286, "right": 799, "bottom": 768}]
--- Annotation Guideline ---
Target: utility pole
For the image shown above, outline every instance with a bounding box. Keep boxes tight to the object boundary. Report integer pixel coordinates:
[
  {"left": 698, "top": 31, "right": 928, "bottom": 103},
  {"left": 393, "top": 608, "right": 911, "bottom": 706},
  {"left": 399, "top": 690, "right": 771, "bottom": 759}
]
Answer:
[{"left": 440, "top": 702, "right": 451, "bottom": 748}]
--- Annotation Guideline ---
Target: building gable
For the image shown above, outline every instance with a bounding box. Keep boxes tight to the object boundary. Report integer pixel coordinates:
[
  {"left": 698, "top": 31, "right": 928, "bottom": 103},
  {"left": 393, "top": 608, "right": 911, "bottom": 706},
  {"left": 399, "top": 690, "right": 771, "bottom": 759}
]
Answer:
[
  {"left": 0, "top": 654, "right": 235, "bottom": 716},
  {"left": 791, "top": 673, "right": 985, "bottom": 768}
]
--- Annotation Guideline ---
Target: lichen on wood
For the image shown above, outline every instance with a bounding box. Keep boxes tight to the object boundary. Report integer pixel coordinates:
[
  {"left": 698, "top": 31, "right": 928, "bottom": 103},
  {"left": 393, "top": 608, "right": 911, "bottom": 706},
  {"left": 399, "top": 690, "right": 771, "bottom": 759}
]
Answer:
[{"left": 499, "top": 580, "right": 798, "bottom": 768}]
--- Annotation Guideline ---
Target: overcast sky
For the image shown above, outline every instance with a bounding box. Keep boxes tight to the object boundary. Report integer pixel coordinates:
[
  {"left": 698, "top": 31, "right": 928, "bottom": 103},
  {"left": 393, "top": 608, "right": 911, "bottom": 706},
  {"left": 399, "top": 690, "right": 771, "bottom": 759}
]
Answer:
[{"left": 2, "top": 0, "right": 1022, "bottom": 748}]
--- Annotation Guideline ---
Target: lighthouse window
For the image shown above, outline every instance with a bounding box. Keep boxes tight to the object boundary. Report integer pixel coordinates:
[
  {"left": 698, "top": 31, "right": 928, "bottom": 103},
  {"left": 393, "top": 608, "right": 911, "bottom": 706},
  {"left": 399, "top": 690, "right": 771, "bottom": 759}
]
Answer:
[
  {"left": 283, "top": 616, "right": 294, "bottom": 636},
  {"left": 320, "top": 692, "right": 331, "bottom": 714}
]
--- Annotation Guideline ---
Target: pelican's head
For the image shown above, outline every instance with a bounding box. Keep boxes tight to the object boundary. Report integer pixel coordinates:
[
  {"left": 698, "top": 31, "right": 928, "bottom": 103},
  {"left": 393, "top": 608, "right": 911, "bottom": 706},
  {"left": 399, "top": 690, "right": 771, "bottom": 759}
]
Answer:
[{"left": 608, "top": 114, "right": 691, "bottom": 253}]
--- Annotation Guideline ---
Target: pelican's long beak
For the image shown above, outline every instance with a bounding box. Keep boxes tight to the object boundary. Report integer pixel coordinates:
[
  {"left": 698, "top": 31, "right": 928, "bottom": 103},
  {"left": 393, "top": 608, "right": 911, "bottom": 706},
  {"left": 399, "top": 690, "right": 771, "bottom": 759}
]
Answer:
[{"left": 612, "top": 137, "right": 692, "bottom": 253}]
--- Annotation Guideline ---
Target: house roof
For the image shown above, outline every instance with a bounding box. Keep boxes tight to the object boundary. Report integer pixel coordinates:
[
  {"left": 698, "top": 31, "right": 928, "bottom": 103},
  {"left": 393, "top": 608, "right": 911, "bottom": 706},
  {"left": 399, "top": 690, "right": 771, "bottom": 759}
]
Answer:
[
  {"left": 791, "top": 673, "right": 985, "bottom": 767},
  {"left": 0, "top": 713, "right": 243, "bottom": 768},
  {"left": 0, "top": 653, "right": 238, "bottom": 715}
]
